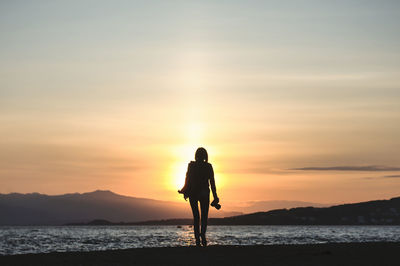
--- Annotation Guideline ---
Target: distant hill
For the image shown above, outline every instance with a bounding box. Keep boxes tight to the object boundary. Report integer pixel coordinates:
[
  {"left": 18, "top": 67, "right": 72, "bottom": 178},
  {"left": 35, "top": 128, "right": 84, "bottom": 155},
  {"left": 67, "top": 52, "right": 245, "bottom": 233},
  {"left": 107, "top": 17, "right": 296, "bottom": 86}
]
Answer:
[
  {"left": 3, "top": 190, "right": 397, "bottom": 226},
  {"left": 211, "top": 196, "right": 400, "bottom": 225},
  {"left": 229, "top": 200, "right": 332, "bottom": 214},
  {"left": 0, "top": 190, "right": 239, "bottom": 225},
  {"left": 127, "top": 196, "right": 400, "bottom": 225}
]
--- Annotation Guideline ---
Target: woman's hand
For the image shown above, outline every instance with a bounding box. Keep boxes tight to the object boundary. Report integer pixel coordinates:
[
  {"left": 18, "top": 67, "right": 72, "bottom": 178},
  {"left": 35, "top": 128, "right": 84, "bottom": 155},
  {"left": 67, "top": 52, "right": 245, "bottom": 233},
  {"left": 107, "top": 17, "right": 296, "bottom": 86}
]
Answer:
[
  {"left": 178, "top": 190, "right": 188, "bottom": 201},
  {"left": 210, "top": 197, "right": 221, "bottom": 210},
  {"left": 213, "top": 196, "right": 219, "bottom": 204}
]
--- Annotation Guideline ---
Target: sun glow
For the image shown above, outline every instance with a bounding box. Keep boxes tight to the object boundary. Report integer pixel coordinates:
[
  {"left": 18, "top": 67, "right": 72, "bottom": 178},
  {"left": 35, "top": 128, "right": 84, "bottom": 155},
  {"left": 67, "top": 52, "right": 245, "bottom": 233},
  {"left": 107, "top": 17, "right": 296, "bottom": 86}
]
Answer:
[
  {"left": 167, "top": 123, "right": 206, "bottom": 192},
  {"left": 166, "top": 122, "right": 226, "bottom": 199},
  {"left": 168, "top": 145, "right": 226, "bottom": 196},
  {"left": 170, "top": 145, "right": 197, "bottom": 191}
]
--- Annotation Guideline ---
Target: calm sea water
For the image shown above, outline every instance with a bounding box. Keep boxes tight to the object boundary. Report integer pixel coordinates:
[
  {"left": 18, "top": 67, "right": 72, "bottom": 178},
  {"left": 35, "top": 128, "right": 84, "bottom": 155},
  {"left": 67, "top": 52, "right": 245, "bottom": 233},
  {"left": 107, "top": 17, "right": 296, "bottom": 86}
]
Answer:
[{"left": 1, "top": 225, "right": 400, "bottom": 255}]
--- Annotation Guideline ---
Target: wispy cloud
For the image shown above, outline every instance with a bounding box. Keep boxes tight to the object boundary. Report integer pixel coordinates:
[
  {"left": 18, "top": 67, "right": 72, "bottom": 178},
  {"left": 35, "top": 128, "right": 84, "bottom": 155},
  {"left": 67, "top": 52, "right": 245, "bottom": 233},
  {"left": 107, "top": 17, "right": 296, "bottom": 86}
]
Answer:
[
  {"left": 383, "top": 175, "right": 400, "bottom": 178},
  {"left": 363, "top": 174, "right": 400, "bottom": 180},
  {"left": 290, "top": 165, "right": 400, "bottom": 171}
]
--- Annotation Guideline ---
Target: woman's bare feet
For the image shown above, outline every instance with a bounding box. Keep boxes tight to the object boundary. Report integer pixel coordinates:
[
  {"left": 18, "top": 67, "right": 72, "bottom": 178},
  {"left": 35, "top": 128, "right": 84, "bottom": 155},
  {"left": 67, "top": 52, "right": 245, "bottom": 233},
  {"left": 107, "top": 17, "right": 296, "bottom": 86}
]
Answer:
[{"left": 201, "top": 235, "right": 207, "bottom": 247}]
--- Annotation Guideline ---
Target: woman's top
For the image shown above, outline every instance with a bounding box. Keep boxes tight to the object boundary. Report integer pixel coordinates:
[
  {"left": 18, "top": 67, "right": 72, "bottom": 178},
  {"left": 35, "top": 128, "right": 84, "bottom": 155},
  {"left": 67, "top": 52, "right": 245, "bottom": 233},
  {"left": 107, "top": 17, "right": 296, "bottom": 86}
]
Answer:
[{"left": 180, "top": 161, "right": 216, "bottom": 199}]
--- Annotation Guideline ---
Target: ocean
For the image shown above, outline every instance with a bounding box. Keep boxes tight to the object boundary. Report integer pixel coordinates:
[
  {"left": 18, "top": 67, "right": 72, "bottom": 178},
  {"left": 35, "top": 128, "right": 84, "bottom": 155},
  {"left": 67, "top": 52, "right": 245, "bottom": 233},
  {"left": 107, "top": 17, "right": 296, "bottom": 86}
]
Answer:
[{"left": 1, "top": 225, "right": 400, "bottom": 255}]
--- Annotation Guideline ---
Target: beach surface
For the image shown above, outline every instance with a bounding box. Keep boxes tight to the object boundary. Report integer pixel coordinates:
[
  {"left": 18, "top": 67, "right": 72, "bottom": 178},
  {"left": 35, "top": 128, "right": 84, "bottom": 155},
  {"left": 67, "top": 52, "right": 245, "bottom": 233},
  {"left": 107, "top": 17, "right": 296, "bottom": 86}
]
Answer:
[{"left": 0, "top": 242, "right": 399, "bottom": 266}]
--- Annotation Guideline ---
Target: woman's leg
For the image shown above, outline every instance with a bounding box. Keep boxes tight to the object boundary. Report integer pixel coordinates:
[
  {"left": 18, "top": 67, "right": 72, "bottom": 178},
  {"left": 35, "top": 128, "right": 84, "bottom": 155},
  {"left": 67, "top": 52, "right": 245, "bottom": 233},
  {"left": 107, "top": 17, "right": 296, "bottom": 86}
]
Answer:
[
  {"left": 189, "top": 197, "right": 200, "bottom": 245},
  {"left": 199, "top": 194, "right": 210, "bottom": 246}
]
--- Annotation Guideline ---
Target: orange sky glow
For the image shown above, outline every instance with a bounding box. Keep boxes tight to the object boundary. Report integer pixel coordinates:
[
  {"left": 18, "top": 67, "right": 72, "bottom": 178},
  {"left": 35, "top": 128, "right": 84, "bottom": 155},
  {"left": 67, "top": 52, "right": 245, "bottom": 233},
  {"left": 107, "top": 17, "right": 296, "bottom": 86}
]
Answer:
[{"left": 1, "top": 1, "right": 400, "bottom": 207}]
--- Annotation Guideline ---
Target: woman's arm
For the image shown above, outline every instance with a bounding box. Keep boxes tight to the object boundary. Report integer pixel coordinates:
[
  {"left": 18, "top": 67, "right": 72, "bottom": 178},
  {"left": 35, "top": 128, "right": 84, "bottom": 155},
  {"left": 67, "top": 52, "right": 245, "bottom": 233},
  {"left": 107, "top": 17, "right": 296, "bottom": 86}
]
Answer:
[
  {"left": 209, "top": 164, "right": 218, "bottom": 201},
  {"left": 178, "top": 163, "right": 192, "bottom": 200}
]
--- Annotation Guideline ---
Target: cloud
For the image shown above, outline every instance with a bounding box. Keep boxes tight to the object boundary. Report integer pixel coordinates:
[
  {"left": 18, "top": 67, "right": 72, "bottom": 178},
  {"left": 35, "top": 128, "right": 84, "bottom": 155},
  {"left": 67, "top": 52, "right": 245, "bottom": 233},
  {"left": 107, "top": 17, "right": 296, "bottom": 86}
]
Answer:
[
  {"left": 362, "top": 174, "right": 400, "bottom": 180},
  {"left": 383, "top": 175, "right": 400, "bottom": 178},
  {"left": 290, "top": 165, "right": 400, "bottom": 171}
]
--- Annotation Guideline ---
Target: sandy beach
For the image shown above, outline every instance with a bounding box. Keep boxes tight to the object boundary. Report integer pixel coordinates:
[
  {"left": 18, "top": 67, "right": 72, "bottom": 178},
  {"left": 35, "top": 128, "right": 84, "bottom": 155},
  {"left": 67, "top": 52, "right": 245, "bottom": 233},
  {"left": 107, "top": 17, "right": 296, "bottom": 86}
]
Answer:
[{"left": 1, "top": 242, "right": 399, "bottom": 266}]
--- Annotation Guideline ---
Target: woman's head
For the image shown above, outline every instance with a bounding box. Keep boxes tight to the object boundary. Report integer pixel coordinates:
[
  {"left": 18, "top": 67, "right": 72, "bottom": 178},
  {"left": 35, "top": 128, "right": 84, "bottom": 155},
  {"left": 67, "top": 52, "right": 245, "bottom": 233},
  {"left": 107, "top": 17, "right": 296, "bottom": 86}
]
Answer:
[{"left": 195, "top": 147, "right": 208, "bottom": 162}]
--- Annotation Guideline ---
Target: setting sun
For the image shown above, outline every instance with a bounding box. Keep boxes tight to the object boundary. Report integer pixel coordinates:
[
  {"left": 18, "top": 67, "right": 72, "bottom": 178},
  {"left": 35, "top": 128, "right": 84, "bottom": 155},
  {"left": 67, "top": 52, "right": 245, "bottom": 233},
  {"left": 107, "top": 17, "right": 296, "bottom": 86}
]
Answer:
[
  {"left": 167, "top": 142, "right": 225, "bottom": 199},
  {"left": 167, "top": 123, "right": 206, "bottom": 192},
  {"left": 169, "top": 145, "right": 196, "bottom": 191}
]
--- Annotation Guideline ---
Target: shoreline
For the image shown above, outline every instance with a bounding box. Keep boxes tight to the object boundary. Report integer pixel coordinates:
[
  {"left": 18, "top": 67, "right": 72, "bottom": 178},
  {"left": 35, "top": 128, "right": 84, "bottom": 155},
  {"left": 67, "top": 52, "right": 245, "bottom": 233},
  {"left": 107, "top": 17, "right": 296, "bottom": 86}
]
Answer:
[{"left": 1, "top": 242, "right": 399, "bottom": 266}]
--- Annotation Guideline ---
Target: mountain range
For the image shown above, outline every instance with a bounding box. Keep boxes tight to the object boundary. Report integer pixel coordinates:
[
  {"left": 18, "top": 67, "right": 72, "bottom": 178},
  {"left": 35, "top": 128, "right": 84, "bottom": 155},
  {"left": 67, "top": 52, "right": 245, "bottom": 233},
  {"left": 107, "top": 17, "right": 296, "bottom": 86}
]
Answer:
[
  {"left": 0, "top": 190, "right": 240, "bottom": 225},
  {"left": 3, "top": 190, "right": 386, "bottom": 226}
]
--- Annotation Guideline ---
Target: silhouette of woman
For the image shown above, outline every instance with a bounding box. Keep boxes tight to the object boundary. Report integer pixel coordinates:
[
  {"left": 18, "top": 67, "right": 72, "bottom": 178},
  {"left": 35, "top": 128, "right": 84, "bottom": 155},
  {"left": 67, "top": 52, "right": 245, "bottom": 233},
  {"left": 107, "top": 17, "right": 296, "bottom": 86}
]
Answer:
[{"left": 178, "top": 147, "right": 219, "bottom": 247}]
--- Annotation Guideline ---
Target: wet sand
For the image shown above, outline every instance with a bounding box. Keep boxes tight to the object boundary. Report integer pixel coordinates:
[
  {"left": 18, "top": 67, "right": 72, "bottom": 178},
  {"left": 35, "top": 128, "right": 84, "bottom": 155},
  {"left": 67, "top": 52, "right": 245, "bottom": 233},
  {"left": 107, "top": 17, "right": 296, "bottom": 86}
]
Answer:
[{"left": 0, "top": 242, "right": 399, "bottom": 266}]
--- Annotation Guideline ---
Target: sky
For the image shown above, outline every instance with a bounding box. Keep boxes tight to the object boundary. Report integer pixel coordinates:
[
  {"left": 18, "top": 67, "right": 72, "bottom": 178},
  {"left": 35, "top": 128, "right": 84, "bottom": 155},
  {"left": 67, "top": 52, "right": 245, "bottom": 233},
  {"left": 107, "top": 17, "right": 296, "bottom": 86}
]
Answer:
[{"left": 1, "top": 0, "right": 400, "bottom": 205}]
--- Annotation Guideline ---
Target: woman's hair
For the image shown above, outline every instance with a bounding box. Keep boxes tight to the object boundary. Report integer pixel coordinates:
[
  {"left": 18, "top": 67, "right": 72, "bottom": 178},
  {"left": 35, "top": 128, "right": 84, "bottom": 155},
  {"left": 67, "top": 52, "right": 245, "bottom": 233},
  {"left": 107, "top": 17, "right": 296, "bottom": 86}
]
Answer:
[{"left": 195, "top": 147, "right": 208, "bottom": 162}]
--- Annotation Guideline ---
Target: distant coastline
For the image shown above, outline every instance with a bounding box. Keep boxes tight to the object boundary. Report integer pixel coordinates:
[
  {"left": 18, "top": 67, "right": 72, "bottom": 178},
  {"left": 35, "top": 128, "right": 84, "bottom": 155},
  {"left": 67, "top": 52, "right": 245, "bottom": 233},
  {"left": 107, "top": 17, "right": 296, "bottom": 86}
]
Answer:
[{"left": 68, "top": 196, "right": 400, "bottom": 226}]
